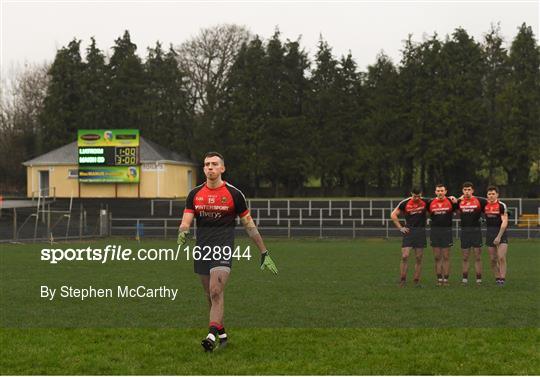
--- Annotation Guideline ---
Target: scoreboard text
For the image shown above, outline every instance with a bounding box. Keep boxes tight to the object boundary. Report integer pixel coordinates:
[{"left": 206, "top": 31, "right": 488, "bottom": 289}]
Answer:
[{"left": 78, "top": 147, "right": 138, "bottom": 166}]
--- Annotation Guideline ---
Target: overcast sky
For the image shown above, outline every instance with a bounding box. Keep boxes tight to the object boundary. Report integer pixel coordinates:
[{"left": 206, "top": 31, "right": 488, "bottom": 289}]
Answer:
[{"left": 1, "top": 0, "right": 539, "bottom": 77}]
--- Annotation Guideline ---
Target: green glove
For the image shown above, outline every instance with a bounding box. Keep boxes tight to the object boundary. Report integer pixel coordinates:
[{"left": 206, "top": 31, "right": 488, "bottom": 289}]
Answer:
[
  {"left": 177, "top": 230, "right": 188, "bottom": 247},
  {"left": 260, "top": 251, "right": 278, "bottom": 274}
]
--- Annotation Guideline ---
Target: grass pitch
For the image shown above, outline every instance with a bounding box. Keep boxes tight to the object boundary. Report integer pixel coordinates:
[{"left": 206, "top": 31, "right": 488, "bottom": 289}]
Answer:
[{"left": 1, "top": 238, "right": 539, "bottom": 374}]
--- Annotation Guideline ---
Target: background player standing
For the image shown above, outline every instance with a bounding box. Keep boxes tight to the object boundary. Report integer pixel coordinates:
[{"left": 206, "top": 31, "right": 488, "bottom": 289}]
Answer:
[
  {"left": 428, "top": 184, "right": 458, "bottom": 286},
  {"left": 391, "top": 188, "right": 430, "bottom": 287},
  {"left": 484, "top": 186, "right": 509, "bottom": 286},
  {"left": 177, "top": 152, "right": 278, "bottom": 352},
  {"left": 455, "top": 182, "right": 487, "bottom": 285}
]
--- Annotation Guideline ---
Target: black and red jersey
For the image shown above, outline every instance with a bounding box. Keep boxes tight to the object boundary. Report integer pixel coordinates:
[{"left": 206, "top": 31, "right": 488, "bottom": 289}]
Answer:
[
  {"left": 183, "top": 181, "right": 249, "bottom": 247},
  {"left": 457, "top": 196, "right": 487, "bottom": 228},
  {"left": 484, "top": 200, "right": 507, "bottom": 228},
  {"left": 428, "top": 197, "right": 458, "bottom": 227},
  {"left": 397, "top": 198, "right": 430, "bottom": 227}
]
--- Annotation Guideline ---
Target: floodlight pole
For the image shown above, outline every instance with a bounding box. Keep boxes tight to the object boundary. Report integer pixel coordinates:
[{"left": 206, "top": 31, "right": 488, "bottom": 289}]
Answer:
[
  {"left": 79, "top": 203, "right": 83, "bottom": 240},
  {"left": 33, "top": 193, "right": 41, "bottom": 242},
  {"left": 13, "top": 208, "right": 17, "bottom": 240},
  {"left": 65, "top": 192, "right": 74, "bottom": 240}
]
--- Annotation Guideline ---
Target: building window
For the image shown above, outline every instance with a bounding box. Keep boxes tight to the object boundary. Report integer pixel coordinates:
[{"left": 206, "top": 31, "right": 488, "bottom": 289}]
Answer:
[{"left": 68, "top": 169, "right": 78, "bottom": 178}]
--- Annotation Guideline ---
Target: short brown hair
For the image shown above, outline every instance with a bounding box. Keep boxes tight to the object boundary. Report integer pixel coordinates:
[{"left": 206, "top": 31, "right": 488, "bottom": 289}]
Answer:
[
  {"left": 204, "top": 151, "right": 225, "bottom": 164},
  {"left": 462, "top": 181, "right": 474, "bottom": 189},
  {"left": 435, "top": 183, "right": 446, "bottom": 189},
  {"left": 487, "top": 185, "right": 499, "bottom": 193}
]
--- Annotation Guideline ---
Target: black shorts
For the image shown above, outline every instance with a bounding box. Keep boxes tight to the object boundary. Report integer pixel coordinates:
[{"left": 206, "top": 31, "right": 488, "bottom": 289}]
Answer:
[
  {"left": 430, "top": 227, "right": 453, "bottom": 248},
  {"left": 485, "top": 228, "right": 508, "bottom": 247},
  {"left": 402, "top": 228, "right": 427, "bottom": 248},
  {"left": 460, "top": 228, "right": 482, "bottom": 249},
  {"left": 193, "top": 244, "right": 233, "bottom": 275}
]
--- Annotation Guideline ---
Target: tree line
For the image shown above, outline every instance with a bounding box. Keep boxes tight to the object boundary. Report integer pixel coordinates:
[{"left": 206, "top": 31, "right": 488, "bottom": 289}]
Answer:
[{"left": 1, "top": 23, "right": 538, "bottom": 197}]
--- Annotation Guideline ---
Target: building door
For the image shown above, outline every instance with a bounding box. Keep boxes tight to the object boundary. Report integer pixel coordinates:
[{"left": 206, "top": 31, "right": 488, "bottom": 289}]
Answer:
[
  {"left": 187, "top": 170, "right": 193, "bottom": 190},
  {"left": 39, "top": 170, "right": 49, "bottom": 197}
]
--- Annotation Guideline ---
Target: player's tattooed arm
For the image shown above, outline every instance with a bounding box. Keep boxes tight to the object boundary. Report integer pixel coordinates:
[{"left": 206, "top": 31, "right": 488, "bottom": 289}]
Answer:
[
  {"left": 179, "top": 212, "right": 194, "bottom": 232},
  {"left": 241, "top": 214, "right": 277, "bottom": 274},
  {"left": 241, "top": 214, "right": 267, "bottom": 253}
]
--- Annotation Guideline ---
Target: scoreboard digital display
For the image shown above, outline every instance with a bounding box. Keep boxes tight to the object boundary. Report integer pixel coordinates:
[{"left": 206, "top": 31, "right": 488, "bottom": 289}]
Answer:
[
  {"left": 77, "top": 130, "right": 140, "bottom": 183},
  {"left": 78, "top": 147, "right": 138, "bottom": 165}
]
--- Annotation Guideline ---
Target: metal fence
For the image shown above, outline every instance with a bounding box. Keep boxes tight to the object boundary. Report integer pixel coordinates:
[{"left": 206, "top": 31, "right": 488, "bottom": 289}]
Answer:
[
  {"left": 151, "top": 197, "right": 527, "bottom": 219},
  {"left": 247, "top": 197, "right": 528, "bottom": 210},
  {"left": 119, "top": 198, "right": 540, "bottom": 240},
  {"left": 109, "top": 216, "right": 540, "bottom": 240},
  {"left": 3, "top": 197, "right": 538, "bottom": 242}
]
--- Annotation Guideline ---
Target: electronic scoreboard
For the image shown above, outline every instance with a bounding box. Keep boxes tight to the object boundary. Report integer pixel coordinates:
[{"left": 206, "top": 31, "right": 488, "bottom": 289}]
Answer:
[{"left": 77, "top": 130, "right": 140, "bottom": 183}]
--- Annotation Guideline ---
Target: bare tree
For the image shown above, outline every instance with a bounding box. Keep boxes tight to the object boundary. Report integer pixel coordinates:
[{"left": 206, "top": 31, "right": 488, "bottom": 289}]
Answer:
[
  {"left": 0, "top": 62, "right": 50, "bottom": 192},
  {"left": 175, "top": 24, "right": 252, "bottom": 116},
  {"left": 1, "top": 63, "right": 49, "bottom": 133}
]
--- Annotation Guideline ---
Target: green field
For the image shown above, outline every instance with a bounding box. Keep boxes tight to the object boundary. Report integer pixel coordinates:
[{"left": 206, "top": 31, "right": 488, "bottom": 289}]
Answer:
[{"left": 1, "top": 238, "right": 539, "bottom": 374}]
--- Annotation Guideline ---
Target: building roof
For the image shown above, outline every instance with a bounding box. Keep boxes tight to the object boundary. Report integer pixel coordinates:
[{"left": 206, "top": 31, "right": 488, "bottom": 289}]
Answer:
[{"left": 22, "top": 137, "right": 197, "bottom": 166}]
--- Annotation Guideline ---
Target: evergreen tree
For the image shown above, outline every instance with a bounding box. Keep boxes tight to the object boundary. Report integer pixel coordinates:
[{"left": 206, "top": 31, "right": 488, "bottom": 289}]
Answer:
[
  {"left": 107, "top": 30, "right": 145, "bottom": 130},
  {"left": 40, "top": 39, "right": 84, "bottom": 148},
  {"left": 481, "top": 24, "right": 510, "bottom": 185},
  {"left": 261, "top": 36, "right": 311, "bottom": 195},
  {"left": 417, "top": 34, "right": 446, "bottom": 190},
  {"left": 498, "top": 23, "right": 540, "bottom": 195},
  {"left": 219, "top": 37, "right": 269, "bottom": 193},
  {"left": 306, "top": 38, "right": 343, "bottom": 193},
  {"left": 438, "top": 28, "right": 486, "bottom": 190},
  {"left": 397, "top": 35, "right": 424, "bottom": 190},
  {"left": 144, "top": 43, "right": 193, "bottom": 154},
  {"left": 334, "top": 52, "right": 364, "bottom": 192},
  {"left": 79, "top": 37, "right": 108, "bottom": 129},
  {"left": 363, "top": 53, "right": 401, "bottom": 195}
]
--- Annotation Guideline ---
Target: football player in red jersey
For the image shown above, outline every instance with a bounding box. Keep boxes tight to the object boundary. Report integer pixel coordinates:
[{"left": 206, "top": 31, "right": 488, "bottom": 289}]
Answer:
[
  {"left": 427, "top": 184, "right": 458, "bottom": 286},
  {"left": 177, "top": 152, "right": 278, "bottom": 352},
  {"left": 484, "top": 186, "right": 509, "bottom": 286},
  {"left": 456, "top": 182, "right": 487, "bottom": 285},
  {"left": 391, "top": 188, "right": 430, "bottom": 287}
]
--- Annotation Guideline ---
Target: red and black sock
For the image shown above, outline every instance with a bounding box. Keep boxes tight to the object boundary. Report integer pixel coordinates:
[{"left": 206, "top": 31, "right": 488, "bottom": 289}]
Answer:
[
  {"left": 209, "top": 322, "right": 227, "bottom": 343},
  {"left": 207, "top": 322, "right": 220, "bottom": 341},
  {"left": 218, "top": 326, "right": 227, "bottom": 343}
]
